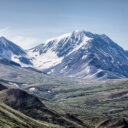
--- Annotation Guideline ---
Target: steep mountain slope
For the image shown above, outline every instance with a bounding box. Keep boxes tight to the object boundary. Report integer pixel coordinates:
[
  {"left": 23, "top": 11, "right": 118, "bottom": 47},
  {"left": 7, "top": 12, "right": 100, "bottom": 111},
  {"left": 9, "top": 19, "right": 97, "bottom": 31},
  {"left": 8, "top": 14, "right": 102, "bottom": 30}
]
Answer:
[
  {"left": 0, "top": 36, "right": 32, "bottom": 66},
  {"left": 0, "top": 103, "right": 62, "bottom": 128},
  {"left": 29, "top": 30, "right": 128, "bottom": 79},
  {"left": 0, "top": 83, "right": 86, "bottom": 128}
]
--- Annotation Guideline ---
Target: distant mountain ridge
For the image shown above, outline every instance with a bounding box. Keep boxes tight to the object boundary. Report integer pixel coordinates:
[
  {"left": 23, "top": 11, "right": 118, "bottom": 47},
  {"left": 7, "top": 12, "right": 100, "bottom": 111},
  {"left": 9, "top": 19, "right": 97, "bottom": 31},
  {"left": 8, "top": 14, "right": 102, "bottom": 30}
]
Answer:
[
  {"left": 29, "top": 30, "right": 128, "bottom": 79},
  {"left": 1, "top": 30, "right": 128, "bottom": 79},
  {"left": 0, "top": 36, "right": 32, "bottom": 66}
]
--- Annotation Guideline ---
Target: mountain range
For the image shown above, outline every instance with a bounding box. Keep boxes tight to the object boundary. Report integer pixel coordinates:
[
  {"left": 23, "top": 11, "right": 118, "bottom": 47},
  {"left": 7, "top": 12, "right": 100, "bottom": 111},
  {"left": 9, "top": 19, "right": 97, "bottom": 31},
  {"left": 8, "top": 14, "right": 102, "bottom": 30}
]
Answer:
[
  {"left": 1, "top": 30, "right": 128, "bottom": 127},
  {"left": 1, "top": 30, "right": 128, "bottom": 79}
]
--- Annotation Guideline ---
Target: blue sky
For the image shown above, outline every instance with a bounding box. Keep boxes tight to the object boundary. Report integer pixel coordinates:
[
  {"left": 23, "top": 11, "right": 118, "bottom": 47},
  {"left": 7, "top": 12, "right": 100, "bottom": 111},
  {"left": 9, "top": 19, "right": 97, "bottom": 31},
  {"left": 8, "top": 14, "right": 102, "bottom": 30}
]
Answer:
[{"left": 0, "top": 0, "right": 128, "bottom": 49}]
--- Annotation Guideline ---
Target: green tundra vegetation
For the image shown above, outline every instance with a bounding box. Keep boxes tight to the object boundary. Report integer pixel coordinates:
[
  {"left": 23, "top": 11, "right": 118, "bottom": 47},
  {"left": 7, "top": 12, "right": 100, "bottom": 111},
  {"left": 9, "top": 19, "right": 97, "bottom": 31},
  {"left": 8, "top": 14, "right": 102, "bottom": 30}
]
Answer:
[{"left": 0, "top": 64, "right": 128, "bottom": 127}]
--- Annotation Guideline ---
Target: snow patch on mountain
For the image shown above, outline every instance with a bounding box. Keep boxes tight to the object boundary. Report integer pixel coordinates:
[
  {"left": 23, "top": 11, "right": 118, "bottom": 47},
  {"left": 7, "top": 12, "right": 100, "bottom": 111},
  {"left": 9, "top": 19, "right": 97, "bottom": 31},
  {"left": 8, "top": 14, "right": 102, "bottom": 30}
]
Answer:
[
  {"left": 82, "top": 55, "right": 87, "bottom": 59},
  {"left": 45, "top": 32, "right": 71, "bottom": 45},
  {"left": 67, "top": 36, "right": 91, "bottom": 55},
  {"left": 28, "top": 50, "right": 63, "bottom": 70}
]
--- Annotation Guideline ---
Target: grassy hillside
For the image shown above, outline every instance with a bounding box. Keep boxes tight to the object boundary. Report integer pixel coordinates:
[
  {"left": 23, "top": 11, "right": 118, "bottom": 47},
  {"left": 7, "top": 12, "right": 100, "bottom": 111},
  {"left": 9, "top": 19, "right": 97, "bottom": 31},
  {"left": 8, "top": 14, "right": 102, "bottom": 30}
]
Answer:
[
  {"left": 38, "top": 79, "right": 128, "bottom": 127},
  {"left": 0, "top": 103, "right": 62, "bottom": 128},
  {"left": 0, "top": 63, "right": 81, "bottom": 86},
  {"left": 0, "top": 83, "right": 86, "bottom": 128}
]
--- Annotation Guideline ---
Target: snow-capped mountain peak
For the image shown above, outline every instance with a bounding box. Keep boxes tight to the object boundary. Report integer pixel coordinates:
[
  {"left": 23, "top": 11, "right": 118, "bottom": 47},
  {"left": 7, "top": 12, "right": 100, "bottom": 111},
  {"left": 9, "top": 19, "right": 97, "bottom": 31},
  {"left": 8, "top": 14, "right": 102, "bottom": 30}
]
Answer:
[
  {"left": 0, "top": 36, "right": 32, "bottom": 66},
  {"left": 0, "top": 36, "right": 26, "bottom": 55},
  {"left": 29, "top": 30, "right": 93, "bottom": 70},
  {"left": 29, "top": 30, "right": 128, "bottom": 79},
  {"left": 45, "top": 32, "right": 72, "bottom": 45},
  {"left": 0, "top": 36, "right": 8, "bottom": 45},
  {"left": 1, "top": 30, "right": 128, "bottom": 80}
]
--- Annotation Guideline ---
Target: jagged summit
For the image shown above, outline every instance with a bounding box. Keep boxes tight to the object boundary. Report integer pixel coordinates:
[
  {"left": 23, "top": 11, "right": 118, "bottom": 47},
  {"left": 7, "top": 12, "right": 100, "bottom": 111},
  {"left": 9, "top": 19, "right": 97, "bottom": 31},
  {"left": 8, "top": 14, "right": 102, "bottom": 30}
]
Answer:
[
  {"left": 0, "top": 36, "right": 25, "bottom": 54},
  {"left": 0, "top": 36, "right": 32, "bottom": 66},
  {"left": 0, "top": 36, "right": 8, "bottom": 40},
  {"left": 0, "top": 36, "right": 13, "bottom": 47},
  {"left": 29, "top": 30, "right": 128, "bottom": 79},
  {"left": 0, "top": 36, "right": 7, "bottom": 40}
]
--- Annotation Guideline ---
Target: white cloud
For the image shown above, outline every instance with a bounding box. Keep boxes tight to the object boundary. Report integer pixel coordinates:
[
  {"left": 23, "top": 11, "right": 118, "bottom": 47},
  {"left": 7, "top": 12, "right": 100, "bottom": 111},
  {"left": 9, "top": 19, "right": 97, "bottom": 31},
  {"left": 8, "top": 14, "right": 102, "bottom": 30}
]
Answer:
[{"left": 0, "top": 27, "right": 41, "bottom": 49}]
